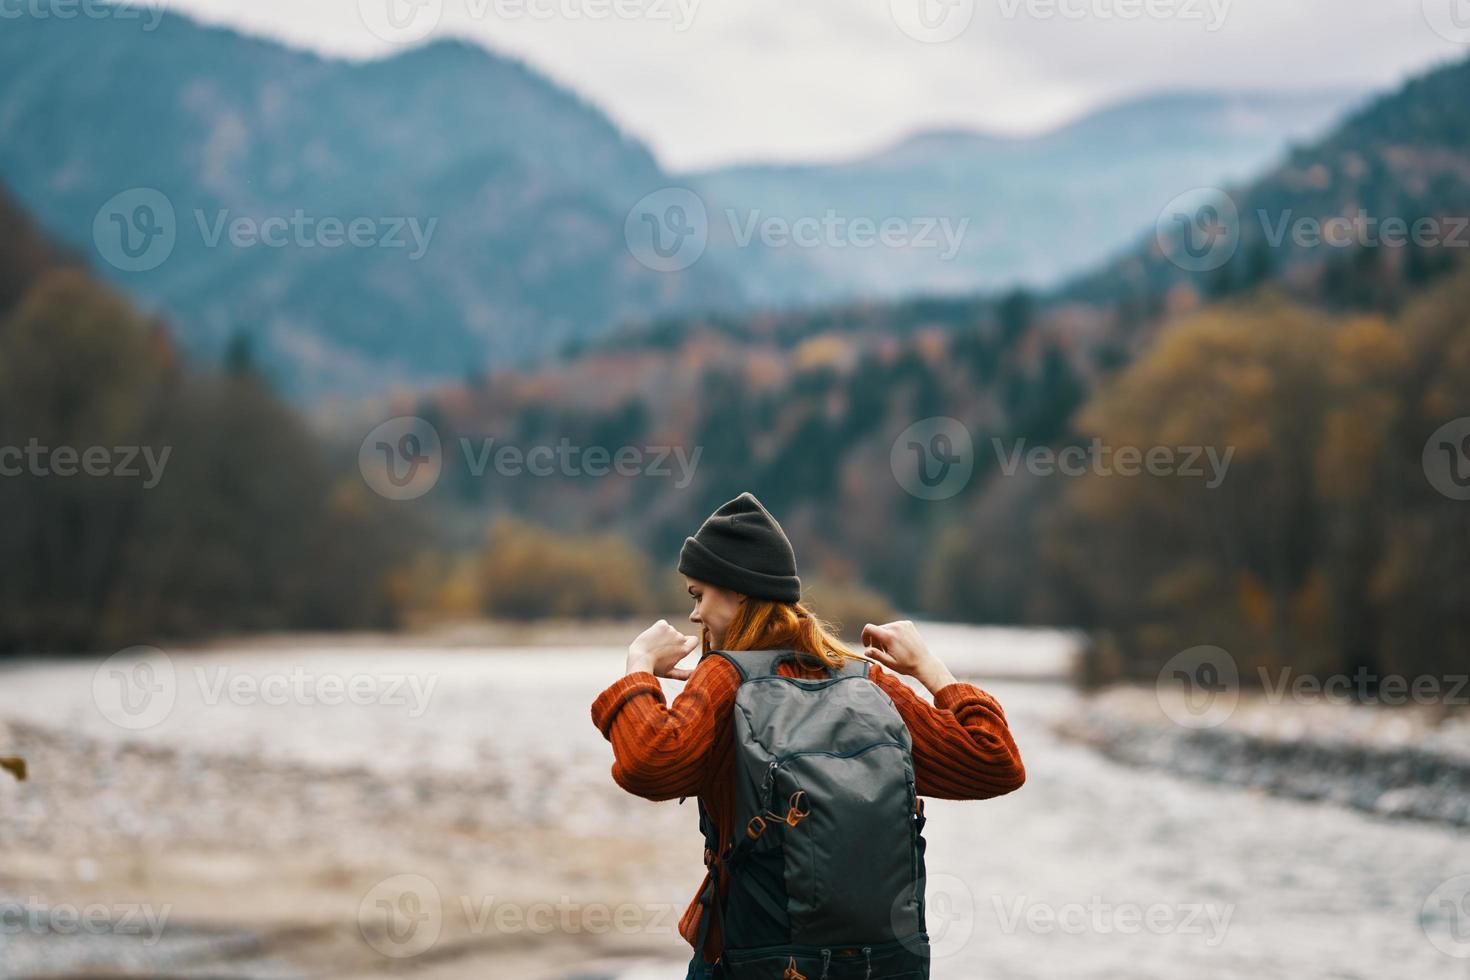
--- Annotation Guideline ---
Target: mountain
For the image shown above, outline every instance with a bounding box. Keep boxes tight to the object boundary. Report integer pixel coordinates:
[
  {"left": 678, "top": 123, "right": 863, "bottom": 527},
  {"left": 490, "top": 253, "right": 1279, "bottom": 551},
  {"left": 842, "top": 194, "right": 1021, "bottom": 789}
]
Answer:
[
  {"left": 691, "top": 90, "right": 1364, "bottom": 303},
  {"left": 401, "top": 55, "right": 1470, "bottom": 612},
  {"left": 1066, "top": 55, "right": 1470, "bottom": 309},
  {"left": 0, "top": 6, "right": 744, "bottom": 397}
]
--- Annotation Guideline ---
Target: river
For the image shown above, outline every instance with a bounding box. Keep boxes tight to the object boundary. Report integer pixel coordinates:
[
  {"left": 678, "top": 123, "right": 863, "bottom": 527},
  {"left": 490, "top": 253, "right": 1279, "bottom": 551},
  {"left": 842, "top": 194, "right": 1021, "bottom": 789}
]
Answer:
[{"left": 0, "top": 623, "right": 1465, "bottom": 978}]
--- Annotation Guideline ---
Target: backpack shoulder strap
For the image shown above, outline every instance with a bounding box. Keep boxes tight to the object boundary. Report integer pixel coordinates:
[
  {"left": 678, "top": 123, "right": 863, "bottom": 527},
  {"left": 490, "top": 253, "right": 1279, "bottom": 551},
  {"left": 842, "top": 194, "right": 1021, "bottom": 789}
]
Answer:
[
  {"left": 705, "top": 649, "right": 787, "bottom": 682},
  {"left": 709, "top": 648, "right": 872, "bottom": 681}
]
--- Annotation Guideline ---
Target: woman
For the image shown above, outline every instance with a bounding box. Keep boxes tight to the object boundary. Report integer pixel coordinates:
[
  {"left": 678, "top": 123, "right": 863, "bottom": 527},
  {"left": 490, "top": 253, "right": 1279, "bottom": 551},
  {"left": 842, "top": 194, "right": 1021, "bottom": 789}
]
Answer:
[{"left": 590, "top": 492, "right": 1025, "bottom": 978}]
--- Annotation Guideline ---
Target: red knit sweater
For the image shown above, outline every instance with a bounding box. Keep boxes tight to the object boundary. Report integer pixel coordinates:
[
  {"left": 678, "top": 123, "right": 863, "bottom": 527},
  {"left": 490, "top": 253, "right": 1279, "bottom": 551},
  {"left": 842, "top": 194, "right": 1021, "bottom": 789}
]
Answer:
[{"left": 589, "top": 651, "right": 1026, "bottom": 964}]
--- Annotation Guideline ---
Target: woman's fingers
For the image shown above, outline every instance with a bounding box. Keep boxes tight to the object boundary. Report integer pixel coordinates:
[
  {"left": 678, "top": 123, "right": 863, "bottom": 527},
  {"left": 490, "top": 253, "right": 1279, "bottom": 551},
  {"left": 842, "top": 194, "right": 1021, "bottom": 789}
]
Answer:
[
  {"left": 864, "top": 644, "right": 899, "bottom": 671},
  {"left": 862, "top": 622, "right": 893, "bottom": 650},
  {"left": 666, "top": 666, "right": 693, "bottom": 681}
]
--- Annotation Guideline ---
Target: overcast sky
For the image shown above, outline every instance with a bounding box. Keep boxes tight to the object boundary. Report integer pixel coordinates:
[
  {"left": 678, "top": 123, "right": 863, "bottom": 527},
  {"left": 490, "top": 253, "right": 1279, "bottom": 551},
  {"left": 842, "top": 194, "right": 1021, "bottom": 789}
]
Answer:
[{"left": 158, "top": 0, "right": 1467, "bottom": 171}]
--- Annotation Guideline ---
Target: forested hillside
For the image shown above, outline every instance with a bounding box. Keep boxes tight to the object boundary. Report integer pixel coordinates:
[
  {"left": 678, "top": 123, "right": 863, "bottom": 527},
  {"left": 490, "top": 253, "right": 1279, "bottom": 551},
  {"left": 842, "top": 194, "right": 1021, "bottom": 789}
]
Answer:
[{"left": 0, "top": 184, "right": 412, "bottom": 652}]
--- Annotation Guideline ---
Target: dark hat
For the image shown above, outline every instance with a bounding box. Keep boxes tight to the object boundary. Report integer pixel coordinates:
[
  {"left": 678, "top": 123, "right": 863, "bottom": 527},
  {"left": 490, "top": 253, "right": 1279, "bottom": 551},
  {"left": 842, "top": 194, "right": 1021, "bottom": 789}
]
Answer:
[{"left": 678, "top": 492, "right": 801, "bottom": 602}]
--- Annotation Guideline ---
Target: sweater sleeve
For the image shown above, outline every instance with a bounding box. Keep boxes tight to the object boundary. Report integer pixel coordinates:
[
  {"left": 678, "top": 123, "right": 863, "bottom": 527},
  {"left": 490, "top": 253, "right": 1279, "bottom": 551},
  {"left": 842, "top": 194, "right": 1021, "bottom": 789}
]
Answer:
[
  {"left": 589, "top": 655, "right": 738, "bottom": 801},
  {"left": 868, "top": 663, "right": 1026, "bottom": 800}
]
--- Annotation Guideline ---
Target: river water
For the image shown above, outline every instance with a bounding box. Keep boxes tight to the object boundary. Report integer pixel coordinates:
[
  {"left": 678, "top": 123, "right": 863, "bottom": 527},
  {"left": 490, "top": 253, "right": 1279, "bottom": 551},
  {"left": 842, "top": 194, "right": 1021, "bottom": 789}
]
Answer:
[{"left": 0, "top": 624, "right": 1466, "bottom": 979}]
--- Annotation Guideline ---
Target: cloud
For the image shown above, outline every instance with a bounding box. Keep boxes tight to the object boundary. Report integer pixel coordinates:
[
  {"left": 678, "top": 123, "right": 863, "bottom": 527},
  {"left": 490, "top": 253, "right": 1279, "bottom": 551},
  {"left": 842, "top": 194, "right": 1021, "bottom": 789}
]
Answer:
[{"left": 161, "top": 0, "right": 1462, "bottom": 169}]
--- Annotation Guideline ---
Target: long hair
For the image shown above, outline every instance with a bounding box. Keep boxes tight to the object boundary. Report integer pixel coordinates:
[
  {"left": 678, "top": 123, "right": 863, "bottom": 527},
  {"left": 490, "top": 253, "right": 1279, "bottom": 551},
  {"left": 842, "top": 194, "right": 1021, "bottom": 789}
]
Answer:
[{"left": 703, "top": 596, "right": 861, "bottom": 669}]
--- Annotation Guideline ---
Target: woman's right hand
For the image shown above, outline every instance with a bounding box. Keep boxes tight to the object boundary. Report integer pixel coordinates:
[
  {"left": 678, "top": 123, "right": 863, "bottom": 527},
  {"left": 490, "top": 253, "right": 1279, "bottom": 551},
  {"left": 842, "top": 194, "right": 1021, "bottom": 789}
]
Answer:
[
  {"left": 862, "top": 620, "right": 957, "bottom": 694},
  {"left": 627, "top": 619, "right": 700, "bottom": 680}
]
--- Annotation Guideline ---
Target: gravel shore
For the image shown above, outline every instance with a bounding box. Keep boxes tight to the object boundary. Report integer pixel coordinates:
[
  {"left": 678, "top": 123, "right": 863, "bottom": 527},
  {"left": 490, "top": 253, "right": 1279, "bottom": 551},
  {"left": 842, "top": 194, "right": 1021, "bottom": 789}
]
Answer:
[
  {"left": 0, "top": 716, "right": 693, "bottom": 978},
  {"left": 1055, "top": 686, "right": 1470, "bottom": 827}
]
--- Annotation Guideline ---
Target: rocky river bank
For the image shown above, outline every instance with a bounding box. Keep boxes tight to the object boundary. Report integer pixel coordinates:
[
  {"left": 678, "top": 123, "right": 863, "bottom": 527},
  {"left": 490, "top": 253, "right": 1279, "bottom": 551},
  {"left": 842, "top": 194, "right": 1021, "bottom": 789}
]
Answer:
[{"left": 1055, "top": 685, "right": 1470, "bottom": 827}]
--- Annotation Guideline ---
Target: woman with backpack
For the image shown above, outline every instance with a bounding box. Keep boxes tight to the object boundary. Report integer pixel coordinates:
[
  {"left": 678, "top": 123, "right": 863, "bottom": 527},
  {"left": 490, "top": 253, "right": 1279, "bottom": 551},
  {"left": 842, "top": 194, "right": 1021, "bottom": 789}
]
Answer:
[{"left": 590, "top": 492, "right": 1026, "bottom": 979}]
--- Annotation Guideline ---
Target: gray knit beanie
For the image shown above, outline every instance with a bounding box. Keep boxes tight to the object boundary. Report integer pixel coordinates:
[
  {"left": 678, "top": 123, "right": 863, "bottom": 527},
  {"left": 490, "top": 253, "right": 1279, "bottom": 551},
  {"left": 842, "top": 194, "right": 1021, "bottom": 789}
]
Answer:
[{"left": 677, "top": 492, "right": 801, "bottom": 602}]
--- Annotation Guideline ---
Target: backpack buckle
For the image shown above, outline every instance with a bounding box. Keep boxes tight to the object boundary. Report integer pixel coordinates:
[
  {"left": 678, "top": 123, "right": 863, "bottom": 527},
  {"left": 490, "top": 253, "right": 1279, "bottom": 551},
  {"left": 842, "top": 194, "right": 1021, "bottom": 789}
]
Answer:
[
  {"left": 746, "top": 815, "right": 768, "bottom": 840},
  {"left": 785, "top": 790, "right": 810, "bottom": 827}
]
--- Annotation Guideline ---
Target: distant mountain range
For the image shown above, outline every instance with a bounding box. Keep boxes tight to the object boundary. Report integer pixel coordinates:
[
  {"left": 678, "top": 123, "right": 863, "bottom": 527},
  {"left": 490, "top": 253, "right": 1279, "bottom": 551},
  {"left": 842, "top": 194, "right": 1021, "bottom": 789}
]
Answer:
[
  {"left": 691, "top": 90, "right": 1364, "bottom": 303},
  {"left": 0, "top": 7, "right": 740, "bottom": 396},
  {"left": 0, "top": 4, "right": 1366, "bottom": 398}
]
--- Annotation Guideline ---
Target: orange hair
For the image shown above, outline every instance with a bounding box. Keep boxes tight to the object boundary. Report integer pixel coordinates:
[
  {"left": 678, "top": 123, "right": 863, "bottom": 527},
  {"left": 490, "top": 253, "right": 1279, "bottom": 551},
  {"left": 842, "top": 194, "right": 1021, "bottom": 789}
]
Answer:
[{"left": 702, "top": 596, "right": 861, "bottom": 669}]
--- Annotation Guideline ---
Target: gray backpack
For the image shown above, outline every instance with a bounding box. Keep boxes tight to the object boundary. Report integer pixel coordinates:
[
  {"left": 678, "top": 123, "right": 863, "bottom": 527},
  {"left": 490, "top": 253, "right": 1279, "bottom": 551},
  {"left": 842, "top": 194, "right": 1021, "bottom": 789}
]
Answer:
[{"left": 688, "top": 648, "right": 931, "bottom": 979}]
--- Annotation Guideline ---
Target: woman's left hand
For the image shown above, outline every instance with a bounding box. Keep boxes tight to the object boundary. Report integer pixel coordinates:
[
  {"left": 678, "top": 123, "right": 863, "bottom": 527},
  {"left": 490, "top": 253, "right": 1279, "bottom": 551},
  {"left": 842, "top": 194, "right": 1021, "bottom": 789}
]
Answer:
[{"left": 627, "top": 619, "right": 700, "bottom": 680}]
